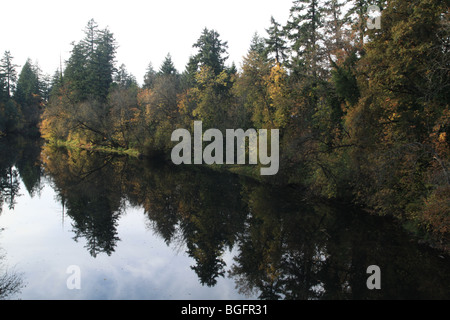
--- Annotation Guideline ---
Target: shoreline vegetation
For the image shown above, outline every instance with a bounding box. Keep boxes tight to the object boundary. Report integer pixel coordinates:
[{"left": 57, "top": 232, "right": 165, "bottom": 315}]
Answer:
[
  {"left": 45, "top": 137, "right": 272, "bottom": 183},
  {"left": 1, "top": 1, "right": 449, "bottom": 253},
  {"left": 48, "top": 138, "right": 142, "bottom": 158},
  {"left": 44, "top": 136, "right": 450, "bottom": 254}
]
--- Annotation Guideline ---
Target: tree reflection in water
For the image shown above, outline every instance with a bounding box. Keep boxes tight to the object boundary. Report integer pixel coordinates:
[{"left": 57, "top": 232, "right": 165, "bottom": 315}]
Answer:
[
  {"left": 1, "top": 138, "right": 448, "bottom": 300},
  {"left": 0, "top": 136, "right": 38, "bottom": 299},
  {"left": 42, "top": 147, "right": 123, "bottom": 257},
  {"left": 0, "top": 249, "right": 24, "bottom": 300}
]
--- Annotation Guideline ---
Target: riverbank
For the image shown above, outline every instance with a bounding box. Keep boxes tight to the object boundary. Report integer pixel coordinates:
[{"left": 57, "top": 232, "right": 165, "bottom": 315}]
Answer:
[
  {"left": 47, "top": 139, "right": 142, "bottom": 158},
  {"left": 41, "top": 137, "right": 449, "bottom": 255}
]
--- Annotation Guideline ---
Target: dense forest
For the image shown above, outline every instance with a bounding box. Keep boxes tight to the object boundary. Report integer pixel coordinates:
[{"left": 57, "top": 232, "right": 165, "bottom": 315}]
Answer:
[{"left": 0, "top": 0, "right": 449, "bottom": 249}]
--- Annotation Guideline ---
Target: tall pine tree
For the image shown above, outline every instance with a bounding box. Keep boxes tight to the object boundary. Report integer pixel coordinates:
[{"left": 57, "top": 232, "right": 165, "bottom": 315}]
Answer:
[
  {"left": 159, "top": 53, "right": 178, "bottom": 76},
  {"left": 0, "top": 51, "right": 18, "bottom": 98},
  {"left": 143, "top": 62, "right": 157, "bottom": 89},
  {"left": 64, "top": 19, "right": 117, "bottom": 102},
  {"left": 285, "top": 0, "right": 325, "bottom": 79},
  {"left": 14, "top": 59, "right": 42, "bottom": 128},
  {"left": 192, "top": 28, "right": 229, "bottom": 76},
  {"left": 265, "top": 16, "right": 288, "bottom": 65}
]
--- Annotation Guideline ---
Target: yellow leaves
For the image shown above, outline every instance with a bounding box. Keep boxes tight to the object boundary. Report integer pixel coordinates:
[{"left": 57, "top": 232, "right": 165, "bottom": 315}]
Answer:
[
  {"left": 267, "top": 63, "right": 286, "bottom": 86},
  {"left": 388, "top": 112, "right": 399, "bottom": 122},
  {"left": 176, "top": 90, "right": 194, "bottom": 116},
  {"left": 429, "top": 106, "right": 450, "bottom": 161},
  {"left": 39, "top": 117, "right": 54, "bottom": 141},
  {"left": 264, "top": 63, "right": 290, "bottom": 129},
  {"left": 195, "top": 65, "right": 228, "bottom": 88}
]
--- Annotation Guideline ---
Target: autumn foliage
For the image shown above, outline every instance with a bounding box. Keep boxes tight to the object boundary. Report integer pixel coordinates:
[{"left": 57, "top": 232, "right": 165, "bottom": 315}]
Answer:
[{"left": 35, "top": 1, "right": 450, "bottom": 247}]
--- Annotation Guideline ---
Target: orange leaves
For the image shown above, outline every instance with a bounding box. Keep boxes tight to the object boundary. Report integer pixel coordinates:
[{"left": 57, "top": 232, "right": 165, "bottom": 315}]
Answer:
[
  {"left": 429, "top": 106, "right": 450, "bottom": 159},
  {"left": 421, "top": 185, "right": 450, "bottom": 236}
]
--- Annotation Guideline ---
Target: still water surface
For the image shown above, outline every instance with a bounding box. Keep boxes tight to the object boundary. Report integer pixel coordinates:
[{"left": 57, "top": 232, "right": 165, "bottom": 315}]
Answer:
[{"left": 0, "top": 136, "right": 449, "bottom": 300}]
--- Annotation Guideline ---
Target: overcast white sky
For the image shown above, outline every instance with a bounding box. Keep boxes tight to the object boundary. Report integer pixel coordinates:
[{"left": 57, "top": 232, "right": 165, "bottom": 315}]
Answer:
[{"left": 1, "top": 0, "right": 293, "bottom": 84}]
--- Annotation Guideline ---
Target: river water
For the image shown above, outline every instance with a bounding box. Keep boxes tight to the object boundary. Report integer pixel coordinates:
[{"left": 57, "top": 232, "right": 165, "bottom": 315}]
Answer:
[{"left": 0, "top": 136, "right": 449, "bottom": 300}]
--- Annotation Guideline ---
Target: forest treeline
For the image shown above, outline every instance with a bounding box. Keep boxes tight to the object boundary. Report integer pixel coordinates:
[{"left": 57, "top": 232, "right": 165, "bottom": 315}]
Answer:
[{"left": 0, "top": 0, "right": 448, "bottom": 245}]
